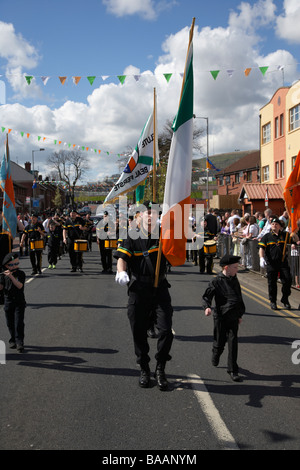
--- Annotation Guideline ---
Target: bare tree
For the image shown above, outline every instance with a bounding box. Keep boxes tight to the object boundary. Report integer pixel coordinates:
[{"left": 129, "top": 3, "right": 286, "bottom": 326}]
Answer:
[{"left": 47, "top": 149, "right": 89, "bottom": 206}]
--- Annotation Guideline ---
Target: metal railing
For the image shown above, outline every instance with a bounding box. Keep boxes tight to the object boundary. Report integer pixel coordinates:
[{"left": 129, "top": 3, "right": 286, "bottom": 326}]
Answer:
[{"left": 216, "top": 233, "right": 300, "bottom": 289}]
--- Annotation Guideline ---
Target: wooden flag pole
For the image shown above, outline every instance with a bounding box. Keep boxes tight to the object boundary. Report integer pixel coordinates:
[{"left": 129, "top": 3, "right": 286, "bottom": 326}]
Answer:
[
  {"left": 154, "top": 18, "right": 195, "bottom": 289},
  {"left": 153, "top": 88, "right": 157, "bottom": 202}
]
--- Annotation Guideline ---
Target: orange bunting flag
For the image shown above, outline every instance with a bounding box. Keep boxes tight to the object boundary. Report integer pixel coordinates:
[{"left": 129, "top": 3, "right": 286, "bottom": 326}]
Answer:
[
  {"left": 59, "top": 77, "right": 67, "bottom": 85},
  {"left": 244, "top": 68, "right": 251, "bottom": 77},
  {"left": 283, "top": 150, "right": 300, "bottom": 232}
]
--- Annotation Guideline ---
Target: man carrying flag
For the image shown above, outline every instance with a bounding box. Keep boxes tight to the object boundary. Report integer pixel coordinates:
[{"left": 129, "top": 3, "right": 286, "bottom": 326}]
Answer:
[
  {"left": 0, "top": 135, "right": 18, "bottom": 268},
  {"left": 114, "top": 19, "right": 196, "bottom": 391}
]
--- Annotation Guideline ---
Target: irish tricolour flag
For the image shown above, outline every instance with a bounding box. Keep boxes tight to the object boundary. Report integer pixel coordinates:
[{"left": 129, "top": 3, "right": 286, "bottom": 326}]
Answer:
[{"left": 161, "top": 20, "right": 194, "bottom": 266}]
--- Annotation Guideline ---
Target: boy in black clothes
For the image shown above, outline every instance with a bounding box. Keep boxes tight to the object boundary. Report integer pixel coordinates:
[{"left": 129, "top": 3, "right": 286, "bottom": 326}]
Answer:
[
  {"left": 202, "top": 254, "right": 245, "bottom": 382},
  {"left": 46, "top": 221, "right": 60, "bottom": 269},
  {"left": 0, "top": 253, "right": 26, "bottom": 353}
]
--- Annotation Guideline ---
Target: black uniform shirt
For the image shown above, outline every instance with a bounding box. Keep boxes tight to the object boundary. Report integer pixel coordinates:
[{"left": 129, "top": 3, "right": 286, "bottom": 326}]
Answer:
[
  {"left": 114, "top": 225, "right": 166, "bottom": 279},
  {"left": 258, "top": 230, "right": 290, "bottom": 265},
  {"left": 203, "top": 272, "right": 245, "bottom": 319},
  {"left": 63, "top": 217, "right": 85, "bottom": 241},
  {"left": 24, "top": 222, "right": 45, "bottom": 241},
  {"left": 0, "top": 269, "right": 26, "bottom": 303}
]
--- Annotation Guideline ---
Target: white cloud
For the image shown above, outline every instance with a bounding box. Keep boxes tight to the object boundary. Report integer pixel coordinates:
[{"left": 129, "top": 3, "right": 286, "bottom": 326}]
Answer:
[
  {"left": 102, "top": 0, "right": 157, "bottom": 20},
  {"left": 276, "top": 0, "right": 300, "bottom": 43},
  {"left": 0, "top": 21, "right": 41, "bottom": 100},
  {"left": 0, "top": 0, "right": 299, "bottom": 183}
]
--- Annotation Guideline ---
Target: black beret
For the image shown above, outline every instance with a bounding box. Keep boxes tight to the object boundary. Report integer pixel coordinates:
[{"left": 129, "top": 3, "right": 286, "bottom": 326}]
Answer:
[
  {"left": 2, "top": 252, "right": 19, "bottom": 266},
  {"left": 220, "top": 254, "right": 241, "bottom": 267}
]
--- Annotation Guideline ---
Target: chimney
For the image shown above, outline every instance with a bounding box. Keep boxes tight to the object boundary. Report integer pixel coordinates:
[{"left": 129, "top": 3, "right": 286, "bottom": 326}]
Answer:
[{"left": 25, "top": 161, "right": 31, "bottom": 172}]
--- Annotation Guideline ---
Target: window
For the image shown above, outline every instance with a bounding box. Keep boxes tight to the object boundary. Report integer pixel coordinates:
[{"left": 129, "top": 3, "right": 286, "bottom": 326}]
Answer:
[
  {"left": 235, "top": 173, "right": 240, "bottom": 183},
  {"left": 275, "top": 162, "right": 280, "bottom": 179},
  {"left": 263, "top": 165, "right": 269, "bottom": 182},
  {"left": 292, "top": 156, "right": 297, "bottom": 168},
  {"left": 246, "top": 171, "right": 252, "bottom": 182},
  {"left": 262, "top": 122, "right": 271, "bottom": 144},
  {"left": 290, "top": 104, "right": 300, "bottom": 131},
  {"left": 280, "top": 160, "right": 284, "bottom": 178},
  {"left": 280, "top": 114, "right": 284, "bottom": 136},
  {"left": 226, "top": 176, "right": 230, "bottom": 185},
  {"left": 275, "top": 117, "right": 279, "bottom": 138},
  {"left": 219, "top": 176, "right": 223, "bottom": 186}
]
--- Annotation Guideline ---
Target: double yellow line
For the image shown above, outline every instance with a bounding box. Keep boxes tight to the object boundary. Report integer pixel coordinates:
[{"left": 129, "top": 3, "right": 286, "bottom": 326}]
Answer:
[{"left": 241, "top": 285, "right": 300, "bottom": 327}]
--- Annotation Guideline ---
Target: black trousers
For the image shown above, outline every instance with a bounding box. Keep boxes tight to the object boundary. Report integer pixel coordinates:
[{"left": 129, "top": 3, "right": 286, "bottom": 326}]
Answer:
[
  {"left": 99, "top": 240, "right": 112, "bottom": 271},
  {"left": 199, "top": 249, "right": 213, "bottom": 273},
  {"left": 4, "top": 299, "right": 26, "bottom": 345},
  {"left": 266, "top": 263, "right": 292, "bottom": 303},
  {"left": 67, "top": 241, "right": 83, "bottom": 269},
  {"left": 127, "top": 283, "right": 173, "bottom": 369},
  {"left": 29, "top": 250, "right": 42, "bottom": 271},
  {"left": 213, "top": 316, "right": 240, "bottom": 373},
  {"left": 48, "top": 246, "right": 59, "bottom": 265}
]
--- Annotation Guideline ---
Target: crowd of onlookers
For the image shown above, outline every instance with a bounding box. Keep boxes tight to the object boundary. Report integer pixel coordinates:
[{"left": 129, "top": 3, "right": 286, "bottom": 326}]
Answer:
[{"left": 189, "top": 207, "right": 300, "bottom": 288}]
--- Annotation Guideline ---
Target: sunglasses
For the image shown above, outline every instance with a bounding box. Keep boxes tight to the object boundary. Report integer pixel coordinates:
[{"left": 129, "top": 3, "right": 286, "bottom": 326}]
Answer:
[{"left": 7, "top": 262, "right": 20, "bottom": 267}]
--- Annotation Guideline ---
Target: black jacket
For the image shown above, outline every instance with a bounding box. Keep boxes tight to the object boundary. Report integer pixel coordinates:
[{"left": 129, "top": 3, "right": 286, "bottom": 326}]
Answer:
[{"left": 202, "top": 272, "right": 245, "bottom": 320}]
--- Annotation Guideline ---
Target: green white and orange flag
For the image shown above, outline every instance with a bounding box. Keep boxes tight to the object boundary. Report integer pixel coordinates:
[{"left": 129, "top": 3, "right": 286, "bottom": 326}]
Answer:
[
  {"left": 283, "top": 149, "right": 300, "bottom": 232},
  {"left": 104, "top": 92, "right": 159, "bottom": 206},
  {"left": 161, "top": 19, "right": 194, "bottom": 266}
]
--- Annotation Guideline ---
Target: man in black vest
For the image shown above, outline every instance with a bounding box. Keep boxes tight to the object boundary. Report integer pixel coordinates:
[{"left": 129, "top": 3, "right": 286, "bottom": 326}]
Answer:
[
  {"left": 62, "top": 209, "right": 85, "bottom": 272},
  {"left": 114, "top": 201, "right": 173, "bottom": 391}
]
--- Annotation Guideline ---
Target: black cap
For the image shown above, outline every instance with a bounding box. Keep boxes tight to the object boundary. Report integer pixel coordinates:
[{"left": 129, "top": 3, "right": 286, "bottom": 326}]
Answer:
[
  {"left": 2, "top": 252, "right": 19, "bottom": 267},
  {"left": 103, "top": 210, "right": 108, "bottom": 215},
  {"left": 220, "top": 254, "right": 241, "bottom": 267},
  {"left": 31, "top": 212, "right": 39, "bottom": 218},
  {"left": 270, "top": 216, "right": 281, "bottom": 224}
]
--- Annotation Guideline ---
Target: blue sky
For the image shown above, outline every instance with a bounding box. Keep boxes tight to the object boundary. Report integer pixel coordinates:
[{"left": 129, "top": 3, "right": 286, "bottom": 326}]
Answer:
[{"left": 0, "top": 0, "right": 299, "bottom": 182}]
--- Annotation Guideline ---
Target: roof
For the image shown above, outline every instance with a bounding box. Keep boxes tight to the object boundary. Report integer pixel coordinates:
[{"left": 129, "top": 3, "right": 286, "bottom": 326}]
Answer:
[
  {"left": 239, "top": 183, "right": 283, "bottom": 200},
  {"left": 220, "top": 150, "right": 260, "bottom": 175},
  {"left": 11, "top": 161, "right": 33, "bottom": 182}
]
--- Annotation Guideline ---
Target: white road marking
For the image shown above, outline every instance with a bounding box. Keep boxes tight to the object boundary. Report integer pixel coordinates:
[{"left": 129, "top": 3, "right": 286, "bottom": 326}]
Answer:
[{"left": 188, "top": 373, "right": 240, "bottom": 450}]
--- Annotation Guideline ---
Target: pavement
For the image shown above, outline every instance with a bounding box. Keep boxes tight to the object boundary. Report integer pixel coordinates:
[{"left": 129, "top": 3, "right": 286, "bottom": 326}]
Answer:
[{"left": 210, "top": 257, "right": 300, "bottom": 311}]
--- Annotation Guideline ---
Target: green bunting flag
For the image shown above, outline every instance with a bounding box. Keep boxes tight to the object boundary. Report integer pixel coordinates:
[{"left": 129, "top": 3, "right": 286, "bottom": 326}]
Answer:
[
  {"left": 87, "top": 76, "right": 96, "bottom": 85},
  {"left": 210, "top": 70, "right": 220, "bottom": 80},
  {"left": 25, "top": 76, "right": 33, "bottom": 85},
  {"left": 117, "top": 75, "right": 126, "bottom": 85},
  {"left": 259, "top": 66, "right": 269, "bottom": 76},
  {"left": 163, "top": 73, "right": 173, "bottom": 83}
]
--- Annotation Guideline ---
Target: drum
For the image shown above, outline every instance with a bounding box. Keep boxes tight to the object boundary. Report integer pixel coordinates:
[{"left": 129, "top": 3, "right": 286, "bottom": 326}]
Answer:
[
  {"left": 30, "top": 239, "right": 44, "bottom": 251},
  {"left": 74, "top": 240, "right": 88, "bottom": 252},
  {"left": 104, "top": 240, "right": 118, "bottom": 249},
  {"left": 204, "top": 240, "right": 216, "bottom": 256}
]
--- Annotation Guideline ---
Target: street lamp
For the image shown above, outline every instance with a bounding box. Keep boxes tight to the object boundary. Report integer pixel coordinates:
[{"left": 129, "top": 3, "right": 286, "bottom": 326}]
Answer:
[
  {"left": 31, "top": 148, "right": 45, "bottom": 211},
  {"left": 32, "top": 148, "right": 45, "bottom": 174},
  {"left": 193, "top": 115, "right": 209, "bottom": 209}
]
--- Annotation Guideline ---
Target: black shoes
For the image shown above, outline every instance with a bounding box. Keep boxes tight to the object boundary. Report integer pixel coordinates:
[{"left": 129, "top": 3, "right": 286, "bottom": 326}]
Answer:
[
  {"left": 212, "top": 355, "right": 220, "bottom": 367},
  {"left": 154, "top": 364, "right": 169, "bottom": 391},
  {"left": 270, "top": 302, "right": 277, "bottom": 310},
  {"left": 31, "top": 269, "right": 37, "bottom": 275},
  {"left": 71, "top": 267, "right": 76, "bottom": 272},
  {"left": 282, "top": 300, "right": 291, "bottom": 309},
  {"left": 16, "top": 343, "right": 24, "bottom": 353},
  {"left": 139, "top": 368, "right": 151, "bottom": 388},
  {"left": 228, "top": 371, "right": 242, "bottom": 382}
]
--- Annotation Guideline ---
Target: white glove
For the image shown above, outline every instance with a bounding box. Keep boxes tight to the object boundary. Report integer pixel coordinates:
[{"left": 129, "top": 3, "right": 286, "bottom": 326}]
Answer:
[
  {"left": 260, "top": 258, "right": 267, "bottom": 268},
  {"left": 115, "top": 271, "right": 130, "bottom": 286}
]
